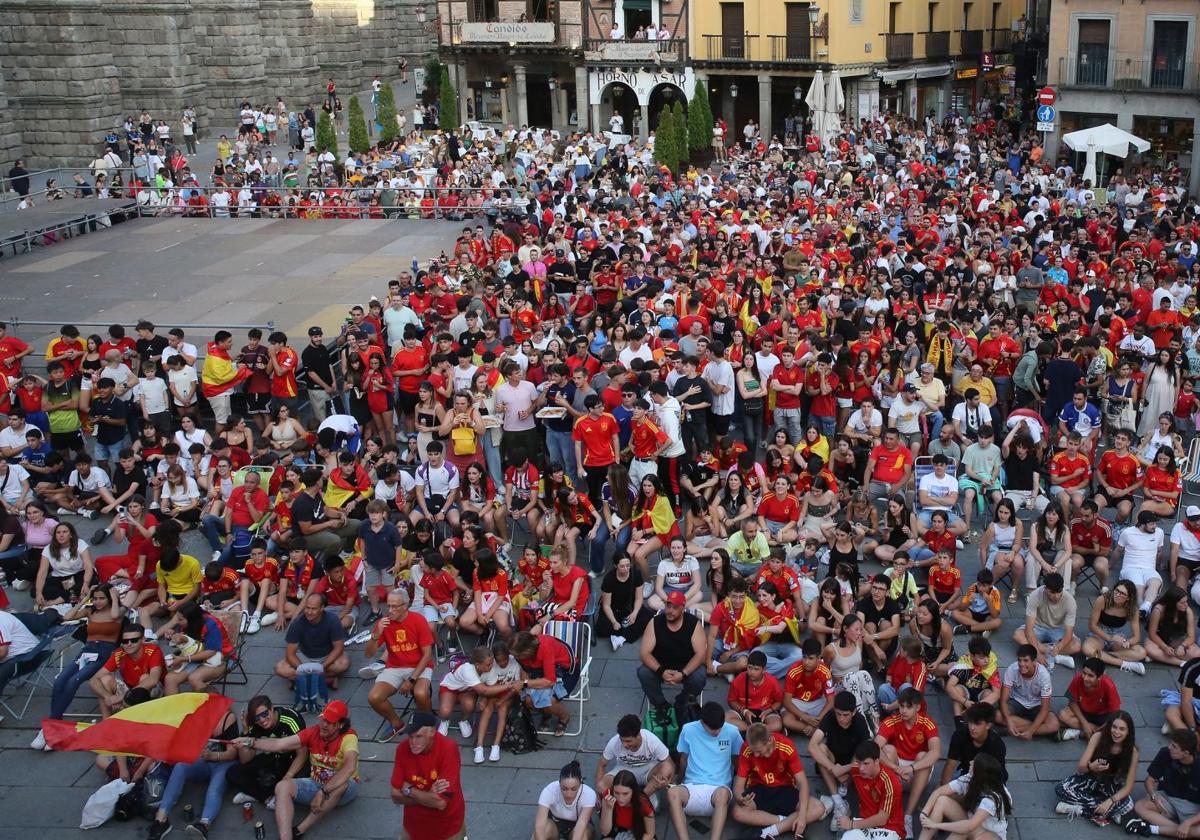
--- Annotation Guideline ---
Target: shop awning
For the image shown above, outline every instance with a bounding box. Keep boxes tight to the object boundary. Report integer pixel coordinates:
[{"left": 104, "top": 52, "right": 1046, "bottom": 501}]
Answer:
[
  {"left": 878, "top": 63, "right": 951, "bottom": 84},
  {"left": 914, "top": 64, "right": 952, "bottom": 79},
  {"left": 878, "top": 68, "right": 915, "bottom": 84},
  {"left": 624, "top": 0, "right": 651, "bottom": 8}
]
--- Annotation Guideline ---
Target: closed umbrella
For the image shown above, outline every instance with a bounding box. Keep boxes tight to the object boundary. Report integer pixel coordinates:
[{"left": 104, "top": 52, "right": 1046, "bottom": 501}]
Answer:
[
  {"left": 823, "top": 69, "right": 845, "bottom": 148},
  {"left": 805, "top": 70, "right": 826, "bottom": 149}
]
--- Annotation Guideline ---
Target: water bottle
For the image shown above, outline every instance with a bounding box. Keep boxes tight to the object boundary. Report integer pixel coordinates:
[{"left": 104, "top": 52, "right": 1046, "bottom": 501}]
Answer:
[
  {"left": 411, "top": 258, "right": 418, "bottom": 275},
  {"left": 1046, "top": 642, "right": 1057, "bottom": 672}
]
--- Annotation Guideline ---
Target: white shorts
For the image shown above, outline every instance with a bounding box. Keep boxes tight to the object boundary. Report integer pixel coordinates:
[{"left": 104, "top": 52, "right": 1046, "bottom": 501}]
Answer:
[
  {"left": 208, "top": 392, "right": 232, "bottom": 424},
  {"left": 375, "top": 666, "right": 434, "bottom": 689},
  {"left": 420, "top": 603, "right": 457, "bottom": 623},
  {"left": 1121, "top": 566, "right": 1162, "bottom": 588},
  {"left": 679, "top": 784, "right": 728, "bottom": 817}
]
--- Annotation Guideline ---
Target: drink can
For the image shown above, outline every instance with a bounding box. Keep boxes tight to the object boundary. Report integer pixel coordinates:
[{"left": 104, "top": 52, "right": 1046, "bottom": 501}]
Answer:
[
  {"left": 243, "top": 802, "right": 254, "bottom": 822},
  {"left": 183, "top": 804, "right": 193, "bottom": 821},
  {"left": 255, "top": 821, "right": 266, "bottom": 840}
]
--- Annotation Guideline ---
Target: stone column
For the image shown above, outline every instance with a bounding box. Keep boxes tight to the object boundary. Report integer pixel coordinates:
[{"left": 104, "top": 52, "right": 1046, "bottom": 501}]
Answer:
[
  {"left": 722, "top": 77, "right": 736, "bottom": 135},
  {"left": 313, "top": 0, "right": 365, "bottom": 93},
  {"left": 576, "top": 66, "right": 591, "bottom": 133},
  {"left": 1191, "top": 117, "right": 1200, "bottom": 200},
  {"left": 640, "top": 103, "right": 650, "bottom": 138},
  {"left": 258, "top": 0, "right": 320, "bottom": 107},
  {"left": 758, "top": 73, "right": 772, "bottom": 138},
  {"left": 451, "top": 63, "right": 469, "bottom": 126},
  {"left": 514, "top": 64, "right": 529, "bottom": 128},
  {"left": 106, "top": 1, "right": 205, "bottom": 126}
]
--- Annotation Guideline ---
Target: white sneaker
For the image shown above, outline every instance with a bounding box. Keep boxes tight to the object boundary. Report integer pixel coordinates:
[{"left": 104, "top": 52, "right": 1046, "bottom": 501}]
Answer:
[
  {"left": 29, "top": 729, "right": 47, "bottom": 750},
  {"left": 239, "top": 612, "right": 251, "bottom": 634},
  {"left": 248, "top": 614, "right": 261, "bottom": 634},
  {"left": 265, "top": 796, "right": 275, "bottom": 811},
  {"left": 211, "top": 550, "right": 222, "bottom": 564},
  {"left": 473, "top": 746, "right": 485, "bottom": 763},
  {"left": 144, "top": 629, "right": 158, "bottom": 641},
  {"left": 358, "top": 662, "right": 385, "bottom": 679},
  {"left": 1055, "top": 801, "right": 1084, "bottom": 817},
  {"left": 232, "top": 792, "right": 256, "bottom": 806},
  {"left": 437, "top": 720, "right": 449, "bottom": 736},
  {"left": 259, "top": 612, "right": 277, "bottom": 627},
  {"left": 459, "top": 721, "right": 473, "bottom": 739},
  {"left": 80, "top": 509, "right": 97, "bottom": 520},
  {"left": 489, "top": 744, "right": 500, "bottom": 761},
  {"left": 12, "top": 579, "right": 30, "bottom": 591},
  {"left": 1164, "top": 722, "right": 1174, "bottom": 735},
  {"left": 1120, "top": 660, "right": 1147, "bottom": 676},
  {"left": 610, "top": 635, "right": 625, "bottom": 651},
  {"left": 1055, "top": 654, "right": 1076, "bottom": 669},
  {"left": 1060, "top": 728, "right": 1082, "bottom": 741}
]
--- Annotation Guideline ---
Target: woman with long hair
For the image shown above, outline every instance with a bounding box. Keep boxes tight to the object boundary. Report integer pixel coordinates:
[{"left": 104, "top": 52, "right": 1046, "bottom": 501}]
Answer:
[
  {"left": 599, "top": 769, "right": 654, "bottom": 840},
  {"left": 1145, "top": 585, "right": 1200, "bottom": 667},
  {"left": 917, "top": 752, "right": 1012, "bottom": 840},
  {"left": 1140, "top": 444, "right": 1182, "bottom": 518},
  {"left": 459, "top": 461, "right": 504, "bottom": 542},
  {"left": 590, "top": 461, "right": 634, "bottom": 575},
  {"left": 1054, "top": 710, "right": 1138, "bottom": 826},
  {"left": 159, "top": 463, "right": 201, "bottom": 530},
  {"left": 868, "top": 494, "right": 919, "bottom": 565},
  {"left": 35, "top": 521, "right": 94, "bottom": 607},
  {"left": 910, "top": 596, "right": 956, "bottom": 678},
  {"left": 737, "top": 350, "right": 768, "bottom": 454},
  {"left": 1081, "top": 580, "right": 1147, "bottom": 673},
  {"left": 1024, "top": 505, "right": 1072, "bottom": 593},
  {"left": 629, "top": 474, "right": 678, "bottom": 581},
  {"left": 438, "top": 390, "right": 485, "bottom": 474},
  {"left": 704, "top": 547, "right": 731, "bottom": 619},
  {"left": 978, "top": 498, "right": 1024, "bottom": 604},
  {"left": 362, "top": 352, "right": 396, "bottom": 446},
  {"left": 1138, "top": 348, "right": 1180, "bottom": 437},
  {"left": 470, "top": 369, "right": 504, "bottom": 487},
  {"left": 459, "top": 549, "right": 512, "bottom": 640},
  {"left": 708, "top": 471, "right": 754, "bottom": 543},
  {"left": 535, "top": 760, "right": 598, "bottom": 840}
]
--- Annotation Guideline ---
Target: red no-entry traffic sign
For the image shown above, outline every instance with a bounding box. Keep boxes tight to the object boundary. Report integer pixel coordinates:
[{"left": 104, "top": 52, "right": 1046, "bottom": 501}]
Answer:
[{"left": 1038, "top": 86, "right": 1056, "bottom": 106}]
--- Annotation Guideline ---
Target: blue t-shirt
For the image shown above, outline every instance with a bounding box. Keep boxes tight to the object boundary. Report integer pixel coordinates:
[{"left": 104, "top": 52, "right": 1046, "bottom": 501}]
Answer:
[
  {"left": 1057, "top": 401, "right": 1101, "bottom": 437},
  {"left": 20, "top": 442, "right": 52, "bottom": 468},
  {"left": 676, "top": 720, "right": 743, "bottom": 787},
  {"left": 358, "top": 519, "right": 403, "bottom": 569}
]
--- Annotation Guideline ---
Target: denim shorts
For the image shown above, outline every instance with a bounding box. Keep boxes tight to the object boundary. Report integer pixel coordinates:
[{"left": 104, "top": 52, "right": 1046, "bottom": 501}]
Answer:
[{"left": 294, "top": 776, "right": 359, "bottom": 806}]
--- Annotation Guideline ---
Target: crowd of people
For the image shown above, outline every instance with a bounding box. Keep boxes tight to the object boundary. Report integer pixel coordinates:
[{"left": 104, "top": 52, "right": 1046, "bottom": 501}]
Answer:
[{"left": 6, "top": 89, "right": 1200, "bottom": 840}]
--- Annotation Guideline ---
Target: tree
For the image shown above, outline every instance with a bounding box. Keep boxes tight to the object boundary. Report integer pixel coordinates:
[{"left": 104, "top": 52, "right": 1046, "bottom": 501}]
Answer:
[
  {"left": 316, "top": 109, "right": 338, "bottom": 158},
  {"left": 672, "top": 100, "right": 688, "bottom": 165},
  {"left": 688, "top": 78, "right": 714, "bottom": 152},
  {"left": 438, "top": 64, "right": 458, "bottom": 131},
  {"left": 421, "top": 58, "right": 443, "bottom": 106},
  {"left": 348, "top": 95, "right": 369, "bottom": 154},
  {"left": 654, "top": 106, "right": 677, "bottom": 172},
  {"left": 377, "top": 81, "right": 398, "bottom": 144}
]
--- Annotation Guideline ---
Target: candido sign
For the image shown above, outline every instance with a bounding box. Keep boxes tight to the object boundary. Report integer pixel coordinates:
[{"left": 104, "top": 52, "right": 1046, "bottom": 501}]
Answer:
[
  {"left": 589, "top": 67, "right": 696, "bottom": 105},
  {"left": 459, "top": 22, "right": 555, "bottom": 42}
]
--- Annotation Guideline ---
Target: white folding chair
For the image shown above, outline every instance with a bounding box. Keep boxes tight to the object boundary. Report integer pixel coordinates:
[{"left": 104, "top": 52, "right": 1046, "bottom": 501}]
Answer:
[{"left": 537, "top": 620, "right": 591, "bottom": 737}]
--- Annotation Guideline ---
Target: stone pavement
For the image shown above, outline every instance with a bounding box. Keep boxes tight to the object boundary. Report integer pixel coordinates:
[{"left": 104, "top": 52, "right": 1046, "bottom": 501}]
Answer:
[{"left": 0, "top": 511, "right": 1181, "bottom": 840}]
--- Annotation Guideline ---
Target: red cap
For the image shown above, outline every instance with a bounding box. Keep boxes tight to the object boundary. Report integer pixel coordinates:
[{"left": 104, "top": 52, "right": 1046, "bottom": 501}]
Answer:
[
  {"left": 319, "top": 699, "right": 349, "bottom": 724},
  {"left": 665, "top": 591, "right": 687, "bottom": 607}
]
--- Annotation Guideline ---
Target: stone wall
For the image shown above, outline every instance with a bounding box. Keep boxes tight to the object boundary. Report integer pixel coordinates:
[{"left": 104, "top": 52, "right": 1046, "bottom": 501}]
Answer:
[{"left": 0, "top": 0, "right": 435, "bottom": 167}]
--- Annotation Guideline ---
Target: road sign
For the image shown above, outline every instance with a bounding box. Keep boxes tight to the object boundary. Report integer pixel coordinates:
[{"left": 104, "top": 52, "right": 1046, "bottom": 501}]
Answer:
[
  {"left": 1036, "top": 104, "right": 1056, "bottom": 123},
  {"left": 1036, "top": 121, "right": 1055, "bottom": 133},
  {"left": 1038, "top": 86, "right": 1056, "bottom": 106}
]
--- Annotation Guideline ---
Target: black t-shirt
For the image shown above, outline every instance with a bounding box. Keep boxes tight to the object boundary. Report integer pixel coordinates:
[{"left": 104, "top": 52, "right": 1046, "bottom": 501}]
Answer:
[
  {"left": 602, "top": 567, "right": 645, "bottom": 617},
  {"left": 1150, "top": 746, "right": 1200, "bottom": 802},
  {"left": 136, "top": 335, "right": 170, "bottom": 373},
  {"left": 547, "top": 259, "right": 577, "bottom": 295},
  {"left": 946, "top": 725, "right": 1008, "bottom": 782},
  {"left": 672, "top": 375, "right": 712, "bottom": 420},
  {"left": 301, "top": 343, "right": 335, "bottom": 389},
  {"left": 818, "top": 711, "right": 872, "bottom": 765},
  {"left": 89, "top": 395, "right": 128, "bottom": 445},
  {"left": 854, "top": 595, "right": 901, "bottom": 629},
  {"left": 245, "top": 705, "right": 306, "bottom": 776},
  {"left": 290, "top": 490, "right": 327, "bottom": 532},
  {"left": 112, "top": 463, "right": 148, "bottom": 499},
  {"left": 1002, "top": 452, "right": 1037, "bottom": 493}
]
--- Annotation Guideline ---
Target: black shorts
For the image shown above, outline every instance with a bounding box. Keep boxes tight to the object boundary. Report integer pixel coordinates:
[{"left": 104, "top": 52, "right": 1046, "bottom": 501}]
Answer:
[
  {"left": 748, "top": 784, "right": 799, "bottom": 816},
  {"left": 1105, "top": 492, "right": 1134, "bottom": 508},
  {"left": 1007, "top": 698, "right": 1039, "bottom": 721},
  {"left": 711, "top": 413, "right": 732, "bottom": 436},
  {"left": 245, "top": 392, "right": 271, "bottom": 415},
  {"left": 50, "top": 430, "right": 86, "bottom": 452},
  {"left": 1085, "top": 710, "right": 1111, "bottom": 727},
  {"left": 201, "top": 590, "right": 237, "bottom": 607},
  {"left": 396, "top": 390, "right": 419, "bottom": 416}
]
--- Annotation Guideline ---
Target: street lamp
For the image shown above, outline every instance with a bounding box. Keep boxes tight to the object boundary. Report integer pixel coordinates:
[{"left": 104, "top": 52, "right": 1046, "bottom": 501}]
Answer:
[
  {"left": 548, "top": 78, "right": 557, "bottom": 92},
  {"left": 730, "top": 81, "right": 739, "bottom": 97},
  {"left": 794, "top": 84, "right": 803, "bottom": 100}
]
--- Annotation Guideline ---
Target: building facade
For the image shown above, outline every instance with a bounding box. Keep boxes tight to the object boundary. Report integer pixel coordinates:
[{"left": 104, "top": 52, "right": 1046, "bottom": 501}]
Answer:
[
  {"left": 691, "top": 0, "right": 1024, "bottom": 140},
  {"left": 1043, "top": 0, "right": 1200, "bottom": 196},
  {"left": 0, "top": 0, "right": 436, "bottom": 167}
]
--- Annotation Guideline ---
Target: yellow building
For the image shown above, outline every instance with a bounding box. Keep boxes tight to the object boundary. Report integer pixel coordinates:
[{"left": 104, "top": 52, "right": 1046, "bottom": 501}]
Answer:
[{"left": 688, "top": 0, "right": 1023, "bottom": 137}]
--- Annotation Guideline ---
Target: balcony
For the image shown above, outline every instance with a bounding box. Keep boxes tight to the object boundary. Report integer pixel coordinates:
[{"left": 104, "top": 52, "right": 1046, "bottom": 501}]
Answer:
[
  {"left": 583, "top": 38, "right": 685, "bottom": 64},
  {"left": 924, "top": 30, "right": 950, "bottom": 59},
  {"left": 455, "top": 20, "right": 557, "bottom": 45},
  {"left": 702, "top": 33, "right": 761, "bottom": 61},
  {"left": 884, "top": 32, "right": 913, "bottom": 63},
  {"left": 959, "top": 29, "right": 983, "bottom": 55},
  {"left": 1057, "top": 54, "right": 1199, "bottom": 93},
  {"left": 768, "top": 34, "right": 815, "bottom": 62},
  {"left": 990, "top": 28, "right": 1012, "bottom": 51}
]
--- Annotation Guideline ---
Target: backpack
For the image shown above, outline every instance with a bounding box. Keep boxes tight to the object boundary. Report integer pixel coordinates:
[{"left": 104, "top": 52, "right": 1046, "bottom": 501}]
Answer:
[
  {"left": 643, "top": 703, "right": 681, "bottom": 752},
  {"left": 500, "top": 702, "right": 544, "bottom": 754},
  {"left": 293, "top": 666, "right": 328, "bottom": 713}
]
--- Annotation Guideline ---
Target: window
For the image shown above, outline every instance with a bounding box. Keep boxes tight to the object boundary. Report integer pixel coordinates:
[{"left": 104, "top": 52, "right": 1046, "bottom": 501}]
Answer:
[
  {"left": 849, "top": 0, "right": 864, "bottom": 25},
  {"left": 1076, "top": 19, "right": 1110, "bottom": 85},
  {"left": 1151, "top": 20, "right": 1188, "bottom": 88},
  {"left": 469, "top": 0, "right": 498, "bottom": 21},
  {"left": 721, "top": 3, "right": 745, "bottom": 57}
]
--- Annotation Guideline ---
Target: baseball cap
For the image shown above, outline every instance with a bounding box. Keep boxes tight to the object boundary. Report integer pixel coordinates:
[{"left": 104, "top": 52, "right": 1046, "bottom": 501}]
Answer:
[
  {"left": 1187, "top": 505, "right": 1200, "bottom": 519},
  {"left": 405, "top": 710, "right": 439, "bottom": 734},
  {"left": 665, "top": 591, "right": 687, "bottom": 607},
  {"left": 903, "top": 383, "right": 918, "bottom": 393},
  {"left": 1137, "top": 510, "right": 1160, "bottom": 526},
  {"left": 308, "top": 326, "right": 323, "bottom": 336},
  {"left": 318, "top": 699, "right": 349, "bottom": 724}
]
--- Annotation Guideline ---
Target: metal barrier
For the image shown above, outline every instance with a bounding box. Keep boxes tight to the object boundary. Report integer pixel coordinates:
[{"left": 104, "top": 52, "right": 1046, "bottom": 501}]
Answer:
[{"left": 1, "top": 167, "right": 140, "bottom": 207}]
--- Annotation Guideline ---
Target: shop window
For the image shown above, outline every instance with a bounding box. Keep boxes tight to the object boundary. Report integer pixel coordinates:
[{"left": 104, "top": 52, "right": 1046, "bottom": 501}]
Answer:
[{"left": 1133, "top": 115, "right": 1194, "bottom": 164}]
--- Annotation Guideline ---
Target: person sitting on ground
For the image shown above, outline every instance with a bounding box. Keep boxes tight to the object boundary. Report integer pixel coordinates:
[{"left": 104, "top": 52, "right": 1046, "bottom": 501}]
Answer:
[
  {"left": 1054, "top": 709, "right": 1139, "bottom": 826},
  {"left": 949, "top": 568, "right": 1002, "bottom": 637},
  {"left": 833, "top": 740, "right": 907, "bottom": 840},
  {"left": 725, "top": 649, "right": 785, "bottom": 734},
  {"left": 365, "top": 588, "right": 434, "bottom": 741},
  {"left": 1123, "top": 728, "right": 1200, "bottom": 838},
  {"left": 227, "top": 695, "right": 306, "bottom": 810},
  {"left": 915, "top": 752, "right": 1012, "bottom": 840},
  {"left": 596, "top": 712, "right": 675, "bottom": 805},
  {"left": 875, "top": 687, "right": 942, "bottom": 839},
  {"left": 999, "top": 642, "right": 1060, "bottom": 740},
  {"left": 596, "top": 554, "right": 652, "bottom": 651},
  {"left": 162, "top": 601, "right": 230, "bottom": 694},
  {"left": 241, "top": 699, "right": 360, "bottom": 840},
  {"left": 238, "top": 538, "right": 280, "bottom": 634},
  {"left": 781, "top": 637, "right": 835, "bottom": 736},
  {"left": 535, "top": 760, "right": 597, "bottom": 840},
  {"left": 1013, "top": 572, "right": 1080, "bottom": 670},
  {"left": 940, "top": 702, "right": 1007, "bottom": 786},
  {"left": 275, "top": 592, "right": 350, "bottom": 689},
  {"left": 1059, "top": 656, "right": 1123, "bottom": 742},
  {"left": 88, "top": 625, "right": 165, "bottom": 717},
  {"left": 808, "top": 690, "right": 872, "bottom": 798},
  {"left": 312, "top": 555, "right": 360, "bottom": 633},
  {"left": 1112, "top": 510, "right": 1167, "bottom": 619},
  {"left": 598, "top": 769, "right": 656, "bottom": 840},
  {"left": 666, "top": 700, "right": 744, "bottom": 840},
  {"left": 1081, "top": 581, "right": 1148, "bottom": 676},
  {"left": 945, "top": 636, "right": 1002, "bottom": 723},
  {"left": 731, "top": 721, "right": 834, "bottom": 839}
]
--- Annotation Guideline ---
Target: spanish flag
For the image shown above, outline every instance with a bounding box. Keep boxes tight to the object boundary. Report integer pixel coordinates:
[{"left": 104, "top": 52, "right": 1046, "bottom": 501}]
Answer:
[
  {"left": 201, "top": 341, "right": 252, "bottom": 398},
  {"left": 324, "top": 463, "right": 373, "bottom": 509},
  {"left": 43, "top": 692, "right": 233, "bottom": 763}
]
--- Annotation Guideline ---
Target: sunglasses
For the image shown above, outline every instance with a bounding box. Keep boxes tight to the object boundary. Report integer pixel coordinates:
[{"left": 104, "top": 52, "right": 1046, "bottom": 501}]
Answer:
[
  {"left": 121, "top": 637, "right": 143, "bottom": 645},
  {"left": 254, "top": 709, "right": 273, "bottom": 721}
]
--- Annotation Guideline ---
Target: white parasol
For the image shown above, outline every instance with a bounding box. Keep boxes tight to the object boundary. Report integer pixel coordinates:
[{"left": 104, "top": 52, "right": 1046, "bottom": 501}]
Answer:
[
  {"left": 823, "top": 68, "right": 845, "bottom": 148},
  {"left": 1061, "top": 123, "right": 1151, "bottom": 187},
  {"left": 805, "top": 70, "right": 826, "bottom": 149}
]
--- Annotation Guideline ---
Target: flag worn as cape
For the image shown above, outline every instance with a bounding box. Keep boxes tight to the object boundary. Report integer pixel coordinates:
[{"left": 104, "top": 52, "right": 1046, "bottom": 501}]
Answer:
[
  {"left": 43, "top": 692, "right": 233, "bottom": 763},
  {"left": 201, "top": 342, "right": 252, "bottom": 398}
]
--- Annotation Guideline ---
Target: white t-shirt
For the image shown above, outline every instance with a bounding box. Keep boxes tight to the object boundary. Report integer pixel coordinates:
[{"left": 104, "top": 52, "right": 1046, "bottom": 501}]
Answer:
[
  {"left": 1118, "top": 526, "right": 1164, "bottom": 573},
  {"left": 657, "top": 556, "right": 700, "bottom": 590},
  {"left": 0, "top": 463, "right": 29, "bottom": 505},
  {"left": 755, "top": 352, "right": 780, "bottom": 383},
  {"left": 479, "top": 657, "right": 521, "bottom": 686},
  {"left": 136, "top": 377, "right": 170, "bottom": 415},
  {"left": 888, "top": 397, "right": 925, "bottom": 434},
  {"left": 918, "top": 470, "right": 958, "bottom": 511},
  {"left": 947, "top": 774, "right": 1009, "bottom": 839},
  {"left": 602, "top": 729, "right": 670, "bottom": 771},
  {"left": 538, "top": 781, "right": 598, "bottom": 822},
  {"left": 440, "top": 661, "right": 482, "bottom": 692},
  {"left": 1171, "top": 522, "right": 1200, "bottom": 563},
  {"left": 161, "top": 344, "right": 198, "bottom": 369},
  {"left": 42, "top": 538, "right": 91, "bottom": 577},
  {"left": 168, "top": 367, "right": 199, "bottom": 406},
  {"left": 951, "top": 401, "right": 993, "bottom": 437},
  {"left": 703, "top": 359, "right": 735, "bottom": 416},
  {"left": 846, "top": 407, "right": 882, "bottom": 437},
  {"left": 69, "top": 467, "right": 111, "bottom": 492},
  {"left": 0, "top": 424, "right": 32, "bottom": 453},
  {"left": 0, "top": 610, "right": 39, "bottom": 660},
  {"left": 317, "top": 414, "right": 360, "bottom": 437}
]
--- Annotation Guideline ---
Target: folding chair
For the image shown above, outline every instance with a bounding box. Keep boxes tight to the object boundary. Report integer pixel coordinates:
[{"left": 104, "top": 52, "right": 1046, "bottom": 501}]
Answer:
[
  {"left": 1183, "top": 438, "right": 1200, "bottom": 498},
  {"left": 638, "top": 607, "right": 707, "bottom": 715},
  {"left": 537, "top": 619, "right": 591, "bottom": 737},
  {"left": 0, "top": 622, "right": 76, "bottom": 721},
  {"left": 372, "top": 693, "right": 415, "bottom": 741},
  {"left": 212, "top": 609, "right": 249, "bottom": 693}
]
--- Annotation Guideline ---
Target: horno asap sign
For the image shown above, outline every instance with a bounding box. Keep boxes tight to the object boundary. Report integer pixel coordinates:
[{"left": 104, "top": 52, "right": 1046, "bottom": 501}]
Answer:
[{"left": 589, "top": 67, "right": 696, "bottom": 105}]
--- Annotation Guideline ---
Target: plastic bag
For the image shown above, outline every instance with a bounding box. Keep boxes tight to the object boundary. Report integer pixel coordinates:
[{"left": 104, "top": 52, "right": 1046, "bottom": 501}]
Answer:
[{"left": 81, "top": 778, "right": 134, "bottom": 829}]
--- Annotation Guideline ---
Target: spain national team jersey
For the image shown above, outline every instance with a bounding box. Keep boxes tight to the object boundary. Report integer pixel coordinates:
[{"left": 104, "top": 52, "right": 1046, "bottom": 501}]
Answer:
[
  {"left": 737, "top": 735, "right": 803, "bottom": 788},
  {"left": 1050, "top": 450, "right": 1092, "bottom": 490},
  {"left": 1144, "top": 464, "right": 1182, "bottom": 501},
  {"left": 728, "top": 672, "right": 784, "bottom": 712},
  {"left": 877, "top": 712, "right": 939, "bottom": 761},
  {"left": 1098, "top": 450, "right": 1141, "bottom": 490},
  {"left": 784, "top": 661, "right": 834, "bottom": 703}
]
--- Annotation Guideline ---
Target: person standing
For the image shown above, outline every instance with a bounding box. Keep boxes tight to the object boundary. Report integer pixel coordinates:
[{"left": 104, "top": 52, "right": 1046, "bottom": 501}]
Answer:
[
  {"left": 390, "top": 711, "right": 467, "bottom": 840},
  {"left": 7, "top": 160, "right": 30, "bottom": 204},
  {"left": 573, "top": 394, "right": 620, "bottom": 502}
]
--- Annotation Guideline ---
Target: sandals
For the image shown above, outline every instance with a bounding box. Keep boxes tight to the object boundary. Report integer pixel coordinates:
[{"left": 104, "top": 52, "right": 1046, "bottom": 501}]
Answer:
[
  {"left": 1007, "top": 589, "right": 1019, "bottom": 604},
  {"left": 554, "top": 719, "right": 569, "bottom": 737}
]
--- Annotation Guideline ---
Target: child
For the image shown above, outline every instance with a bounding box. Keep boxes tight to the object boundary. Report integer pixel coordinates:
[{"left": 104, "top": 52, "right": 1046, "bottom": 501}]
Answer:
[
  {"left": 313, "top": 555, "right": 360, "bottom": 632},
  {"left": 166, "top": 353, "right": 198, "bottom": 419},
  {"left": 200, "top": 560, "right": 240, "bottom": 608},
  {"left": 725, "top": 649, "right": 784, "bottom": 733},
  {"left": 273, "top": 538, "right": 317, "bottom": 631},
  {"left": 875, "top": 687, "right": 941, "bottom": 837},
  {"left": 266, "top": 480, "right": 296, "bottom": 555},
  {"left": 19, "top": 427, "right": 57, "bottom": 494},
  {"left": 926, "top": 550, "right": 962, "bottom": 612},
  {"left": 15, "top": 373, "right": 49, "bottom": 434},
  {"left": 359, "top": 498, "right": 404, "bottom": 622},
  {"left": 238, "top": 538, "right": 279, "bottom": 633},
  {"left": 437, "top": 646, "right": 492, "bottom": 739},
  {"left": 1175, "top": 378, "right": 1198, "bottom": 438},
  {"left": 950, "top": 568, "right": 1002, "bottom": 636},
  {"left": 137, "top": 360, "right": 172, "bottom": 438},
  {"left": 414, "top": 549, "right": 461, "bottom": 642},
  {"left": 139, "top": 545, "right": 202, "bottom": 640},
  {"left": 472, "top": 639, "right": 522, "bottom": 763},
  {"left": 879, "top": 636, "right": 929, "bottom": 714},
  {"left": 885, "top": 551, "right": 920, "bottom": 619},
  {"left": 511, "top": 543, "right": 550, "bottom": 621}
]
